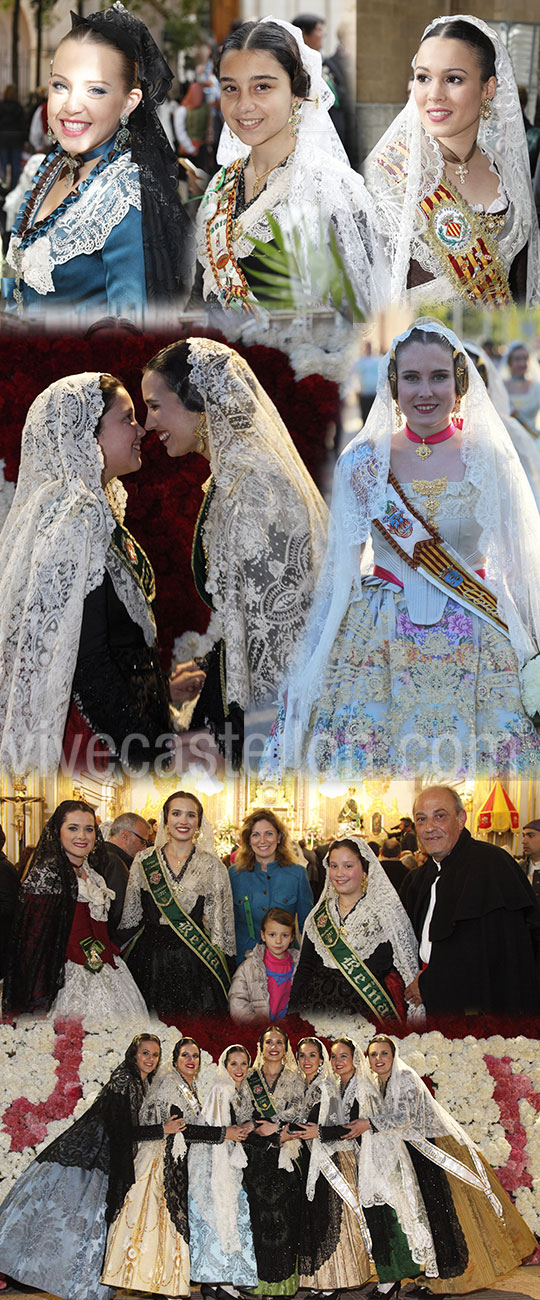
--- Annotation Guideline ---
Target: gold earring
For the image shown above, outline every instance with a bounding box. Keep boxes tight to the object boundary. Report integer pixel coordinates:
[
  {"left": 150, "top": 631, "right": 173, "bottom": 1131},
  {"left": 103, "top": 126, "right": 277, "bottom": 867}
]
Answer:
[
  {"left": 195, "top": 413, "right": 207, "bottom": 452},
  {"left": 394, "top": 397, "right": 403, "bottom": 426},
  {"left": 193, "top": 828, "right": 200, "bottom": 843},
  {"left": 288, "top": 101, "right": 302, "bottom": 137},
  {"left": 453, "top": 394, "right": 462, "bottom": 418},
  {"left": 480, "top": 97, "right": 492, "bottom": 121}
]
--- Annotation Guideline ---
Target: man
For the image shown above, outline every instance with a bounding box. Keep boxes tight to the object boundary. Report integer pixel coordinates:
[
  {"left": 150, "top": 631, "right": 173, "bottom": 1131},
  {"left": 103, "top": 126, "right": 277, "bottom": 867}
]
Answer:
[
  {"left": 292, "top": 12, "right": 326, "bottom": 51},
  {"left": 402, "top": 786, "right": 540, "bottom": 1020},
  {"left": 103, "top": 813, "right": 151, "bottom": 939},
  {"left": 393, "top": 816, "right": 417, "bottom": 853},
  {"left": 379, "top": 837, "right": 409, "bottom": 893},
  {"left": 519, "top": 821, "right": 540, "bottom": 903}
]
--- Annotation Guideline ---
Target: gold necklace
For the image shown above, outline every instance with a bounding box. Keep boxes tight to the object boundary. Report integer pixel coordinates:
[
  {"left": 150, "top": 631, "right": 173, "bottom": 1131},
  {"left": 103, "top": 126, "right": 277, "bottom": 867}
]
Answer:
[
  {"left": 440, "top": 140, "right": 477, "bottom": 185},
  {"left": 250, "top": 148, "right": 294, "bottom": 197},
  {"left": 411, "top": 477, "right": 448, "bottom": 527}
]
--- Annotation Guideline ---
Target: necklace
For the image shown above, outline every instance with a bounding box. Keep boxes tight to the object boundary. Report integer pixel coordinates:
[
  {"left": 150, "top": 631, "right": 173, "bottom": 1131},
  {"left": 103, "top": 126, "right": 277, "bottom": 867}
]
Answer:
[
  {"left": 405, "top": 421, "right": 457, "bottom": 459},
  {"left": 411, "top": 477, "right": 448, "bottom": 527},
  {"left": 250, "top": 148, "right": 294, "bottom": 197},
  {"left": 440, "top": 140, "right": 477, "bottom": 185}
]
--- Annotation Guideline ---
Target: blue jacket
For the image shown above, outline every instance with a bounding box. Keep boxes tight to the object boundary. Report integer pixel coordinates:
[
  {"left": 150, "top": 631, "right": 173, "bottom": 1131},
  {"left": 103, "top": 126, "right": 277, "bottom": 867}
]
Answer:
[{"left": 230, "top": 859, "right": 313, "bottom": 962}]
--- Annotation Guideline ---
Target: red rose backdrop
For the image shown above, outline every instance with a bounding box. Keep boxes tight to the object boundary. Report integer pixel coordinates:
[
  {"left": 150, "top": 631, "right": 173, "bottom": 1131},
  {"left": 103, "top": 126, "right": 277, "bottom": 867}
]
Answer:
[{"left": 0, "top": 327, "right": 338, "bottom": 668}]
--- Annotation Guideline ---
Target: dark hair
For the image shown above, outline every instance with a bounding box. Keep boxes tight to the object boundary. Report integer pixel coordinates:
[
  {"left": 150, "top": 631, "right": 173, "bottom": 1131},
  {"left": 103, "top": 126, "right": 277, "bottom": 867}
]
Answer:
[
  {"left": 331, "top": 1036, "right": 356, "bottom": 1057},
  {"left": 389, "top": 328, "right": 468, "bottom": 400},
  {"left": 258, "top": 1023, "right": 289, "bottom": 1052},
  {"left": 292, "top": 13, "right": 323, "bottom": 36},
  {"left": 172, "top": 1036, "right": 200, "bottom": 1067},
  {"left": 217, "top": 20, "right": 310, "bottom": 98},
  {"left": 328, "top": 838, "right": 370, "bottom": 871},
  {"left": 56, "top": 25, "right": 139, "bottom": 94},
  {"left": 0, "top": 827, "right": 5, "bottom": 851},
  {"left": 367, "top": 1034, "right": 396, "bottom": 1057},
  {"left": 124, "top": 1033, "right": 162, "bottom": 1080},
  {"left": 51, "top": 799, "right": 109, "bottom": 875},
  {"left": 296, "top": 1036, "right": 323, "bottom": 1061},
  {"left": 144, "top": 341, "right": 204, "bottom": 413},
  {"left": 367, "top": 839, "right": 380, "bottom": 857},
  {"left": 224, "top": 1043, "right": 251, "bottom": 1067},
  {"left": 162, "top": 790, "right": 204, "bottom": 827},
  {"left": 235, "top": 808, "right": 297, "bottom": 873},
  {"left": 261, "top": 906, "right": 295, "bottom": 934},
  {"left": 422, "top": 19, "right": 496, "bottom": 84},
  {"left": 94, "top": 373, "right": 126, "bottom": 435}
]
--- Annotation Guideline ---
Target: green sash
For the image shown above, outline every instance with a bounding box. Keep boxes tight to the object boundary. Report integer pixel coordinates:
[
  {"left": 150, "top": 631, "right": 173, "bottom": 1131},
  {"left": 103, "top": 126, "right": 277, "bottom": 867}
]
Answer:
[
  {"left": 110, "top": 522, "right": 156, "bottom": 604},
  {"left": 247, "top": 1068, "right": 279, "bottom": 1119},
  {"left": 313, "top": 899, "right": 400, "bottom": 1022},
  {"left": 142, "top": 849, "right": 231, "bottom": 996}
]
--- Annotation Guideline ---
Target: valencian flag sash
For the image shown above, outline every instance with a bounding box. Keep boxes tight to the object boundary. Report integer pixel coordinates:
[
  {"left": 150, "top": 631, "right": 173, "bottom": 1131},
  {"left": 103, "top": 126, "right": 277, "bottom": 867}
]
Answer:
[
  {"left": 142, "top": 849, "right": 231, "bottom": 996},
  {"left": 313, "top": 898, "right": 400, "bottom": 1022},
  {"left": 373, "top": 472, "right": 510, "bottom": 638},
  {"left": 375, "top": 139, "right": 512, "bottom": 305}
]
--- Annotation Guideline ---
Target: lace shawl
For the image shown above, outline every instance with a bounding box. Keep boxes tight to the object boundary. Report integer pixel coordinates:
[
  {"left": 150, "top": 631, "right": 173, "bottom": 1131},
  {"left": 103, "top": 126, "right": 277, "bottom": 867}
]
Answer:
[
  {"left": 302, "top": 838, "right": 420, "bottom": 992},
  {"left": 0, "top": 374, "right": 157, "bottom": 774},
  {"left": 174, "top": 338, "right": 328, "bottom": 708},
  {"left": 120, "top": 844, "right": 236, "bottom": 956},
  {"left": 364, "top": 13, "right": 540, "bottom": 305},
  {"left": 283, "top": 318, "right": 540, "bottom": 763},
  {"left": 8, "top": 154, "right": 141, "bottom": 296},
  {"left": 188, "top": 1071, "right": 253, "bottom": 1253}
]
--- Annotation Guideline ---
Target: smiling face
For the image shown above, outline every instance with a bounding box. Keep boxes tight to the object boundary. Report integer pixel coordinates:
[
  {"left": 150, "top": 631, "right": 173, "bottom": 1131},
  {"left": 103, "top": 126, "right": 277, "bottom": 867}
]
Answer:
[
  {"left": 219, "top": 48, "right": 297, "bottom": 155},
  {"left": 97, "top": 386, "right": 145, "bottom": 483},
  {"left": 413, "top": 36, "right": 496, "bottom": 147},
  {"left": 60, "top": 809, "right": 96, "bottom": 866},
  {"left": 331, "top": 1040, "right": 355, "bottom": 1084},
  {"left": 226, "top": 1049, "right": 250, "bottom": 1085},
  {"left": 508, "top": 347, "right": 529, "bottom": 379},
  {"left": 298, "top": 1040, "right": 322, "bottom": 1083},
  {"left": 141, "top": 370, "right": 202, "bottom": 458},
  {"left": 328, "top": 845, "right": 367, "bottom": 906},
  {"left": 250, "top": 818, "right": 279, "bottom": 863},
  {"left": 262, "top": 918, "right": 294, "bottom": 958},
  {"left": 48, "top": 37, "right": 141, "bottom": 155},
  {"left": 165, "top": 797, "right": 200, "bottom": 849},
  {"left": 396, "top": 340, "right": 456, "bottom": 435},
  {"left": 367, "top": 1039, "right": 394, "bottom": 1084},
  {"left": 136, "top": 1039, "right": 161, "bottom": 1079},
  {"left": 175, "top": 1040, "right": 200, "bottom": 1081},
  {"left": 261, "top": 1028, "right": 287, "bottom": 1066},
  {"left": 414, "top": 787, "right": 467, "bottom": 861}
]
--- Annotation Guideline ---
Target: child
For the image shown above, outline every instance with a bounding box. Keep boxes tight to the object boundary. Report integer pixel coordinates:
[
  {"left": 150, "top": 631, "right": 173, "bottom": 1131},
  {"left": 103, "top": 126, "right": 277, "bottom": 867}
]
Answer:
[{"left": 229, "top": 907, "right": 299, "bottom": 1023}]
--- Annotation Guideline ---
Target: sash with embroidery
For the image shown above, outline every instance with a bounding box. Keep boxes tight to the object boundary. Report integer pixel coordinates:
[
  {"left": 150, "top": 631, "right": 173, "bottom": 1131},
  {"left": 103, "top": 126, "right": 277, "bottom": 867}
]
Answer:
[
  {"left": 313, "top": 899, "right": 400, "bottom": 1022},
  {"left": 373, "top": 471, "right": 510, "bottom": 637},
  {"left": 110, "top": 522, "right": 156, "bottom": 604},
  {"left": 376, "top": 140, "right": 512, "bottom": 305},
  {"left": 317, "top": 1150, "right": 372, "bottom": 1251},
  {"left": 247, "top": 1068, "right": 281, "bottom": 1119},
  {"left": 142, "top": 849, "right": 231, "bottom": 996},
  {"left": 407, "top": 1135, "right": 502, "bottom": 1219},
  {"left": 201, "top": 161, "right": 254, "bottom": 310}
]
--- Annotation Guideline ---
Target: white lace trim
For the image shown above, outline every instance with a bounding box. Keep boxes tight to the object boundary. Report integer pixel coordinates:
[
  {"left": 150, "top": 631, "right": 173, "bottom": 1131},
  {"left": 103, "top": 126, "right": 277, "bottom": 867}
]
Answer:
[{"left": 120, "top": 845, "right": 236, "bottom": 955}]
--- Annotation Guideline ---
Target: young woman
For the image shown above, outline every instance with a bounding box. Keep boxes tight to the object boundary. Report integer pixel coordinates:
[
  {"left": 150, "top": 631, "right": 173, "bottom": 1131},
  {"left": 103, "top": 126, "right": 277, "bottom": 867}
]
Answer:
[
  {"left": 101, "top": 1037, "right": 251, "bottom": 1297},
  {"left": 503, "top": 341, "right": 540, "bottom": 436},
  {"left": 289, "top": 838, "right": 419, "bottom": 1024},
  {"left": 229, "top": 809, "right": 313, "bottom": 961},
  {"left": 0, "top": 372, "right": 173, "bottom": 776},
  {"left": 364, "top": 15, "right": 540, "bottom": 306},
  {"left": 281, "top": 318, "right": 540, "bottom": 778},
  {"left": 120, "top": 791, "right": 235, "bottom": 1016},
  {"left": 0, "top": 1034, "right": 183, "bottom": 1300},
  {"left": 5, "top": 3, "right": 192, "bottom": 318},
  {"left": 142, "top": 337, "right": 327, "bottom": 761},
  {"left": 194, "top": 17, "right": 387, "bottom": 315},
  {"left": 2, "top": 800, "right": 147, "bottom": 1021}
]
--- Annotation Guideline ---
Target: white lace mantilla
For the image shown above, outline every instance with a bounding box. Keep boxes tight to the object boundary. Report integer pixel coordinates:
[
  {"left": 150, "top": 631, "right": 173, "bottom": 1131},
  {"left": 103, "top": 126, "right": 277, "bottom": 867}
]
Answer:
[
  {"left": 121, "top": 845, "right": 236, "bottom": 956},
  {"left": 106, "top": 546, "right": 156, "bottom": 646},
  {"left": 8, "top": 154, "right": 141, "bottom": 295}
]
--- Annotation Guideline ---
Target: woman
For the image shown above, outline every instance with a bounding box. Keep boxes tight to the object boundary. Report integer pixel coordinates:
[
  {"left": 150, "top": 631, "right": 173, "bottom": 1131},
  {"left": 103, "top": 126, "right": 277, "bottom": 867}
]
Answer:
[
  {"left": 101, "top": 1036, "right": 252, "bottom": 1296},
  {"left": 289, "top": 838, "right": 420, "bottom": 1025},
  {"left": 120, "top": 790, "right": 236, "bottom": 1016},
  {"left": 188, "top": 1044, "right": 258, "bottom": 1295},
  {"left": 0, "top": 372, "right": 174, "bottom": 776},
  {"left": 364, "top": 15, "right": 540, "bottom": 306},
  {"left": 292, "top": 1037, "right": 372, "bottom": 1294},
  {"left": 0, "top": 1034, "right": 183, "bottom": 1300},
  {"left": 230, "top": 808, "right": 313, "bottom": 961},
  {"left": 194, "top": 17, "right": 387, "bottom": 315},
  {"left": 281, "top": 318, "right": 540, "bottom": 778},
  {"left": 466, "top": 339, "right": 540, "bottom": 510},
  {"left": 5, "top": 3, "right": 192, "bottom": 318},
  {"left": 503, "top": 341, "right": 540, "bottom": 437},
  {"left": 142, "top": 337, "right": 328, "bottom": 760},
  {"left": 242, "top": 1024, "right": 305, "bottom": 1295},
  {"left": 348, "top": 1035, "right": 536, "bottom": 1297},
  {"left": 2, "top": 800, "right": 147, "bottom": 1021}
]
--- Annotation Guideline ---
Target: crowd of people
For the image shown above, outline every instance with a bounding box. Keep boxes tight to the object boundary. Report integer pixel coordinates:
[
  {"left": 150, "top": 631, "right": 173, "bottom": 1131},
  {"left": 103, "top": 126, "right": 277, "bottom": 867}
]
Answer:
[{"left": 2, "top": 785, "right": 539, "bottom": 1031}]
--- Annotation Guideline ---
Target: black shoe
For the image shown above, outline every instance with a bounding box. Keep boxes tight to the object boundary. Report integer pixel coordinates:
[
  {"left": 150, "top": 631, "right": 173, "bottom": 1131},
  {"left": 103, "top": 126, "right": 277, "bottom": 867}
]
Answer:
[
  {"left": 365, "top": 1285, "right": 400, "bottom": 1300},
  {"left": 403, "top": 1288, "right": 435, "bottom": 1299}
]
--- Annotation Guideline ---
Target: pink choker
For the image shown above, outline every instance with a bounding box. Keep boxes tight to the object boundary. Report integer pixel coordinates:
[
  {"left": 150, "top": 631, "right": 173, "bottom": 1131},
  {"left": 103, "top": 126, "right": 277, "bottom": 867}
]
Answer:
[{"left": 405, "top": 420, "right": 457, "bottom": 459}]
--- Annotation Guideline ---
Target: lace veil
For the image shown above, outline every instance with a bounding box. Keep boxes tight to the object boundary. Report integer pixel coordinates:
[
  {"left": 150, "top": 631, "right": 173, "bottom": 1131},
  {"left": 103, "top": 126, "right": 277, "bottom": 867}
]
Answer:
[
  {"left": 283, "top": 317, "right": 540, "bottom": 764},
  {"left": 180, "top": 338, "right": 329, "bottom": 708},
  {"left": 188, "top": 1046, "right": 253, "bottom": 1255},
  {"left": 302, "top": 836, "right": 420, "bottom": 994},
  {"left": 213, "top": 16, "right": 389, "bottom": 313},
  {"left": 364, "top": 13, "right": 540, "bottom": 305},
  {"left": 0, "top": 373, "right": 154, "bottom": 774}
]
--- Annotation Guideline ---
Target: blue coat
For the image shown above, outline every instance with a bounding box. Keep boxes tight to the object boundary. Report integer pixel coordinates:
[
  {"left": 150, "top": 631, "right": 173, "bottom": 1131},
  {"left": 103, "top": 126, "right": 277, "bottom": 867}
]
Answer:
[{"left": 230, "top": 859, "right": 313, "bottom": 961}]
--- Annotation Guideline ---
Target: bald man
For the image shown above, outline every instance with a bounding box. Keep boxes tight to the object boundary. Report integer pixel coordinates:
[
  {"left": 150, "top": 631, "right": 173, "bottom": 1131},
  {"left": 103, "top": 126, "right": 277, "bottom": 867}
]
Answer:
[{"left": 401, "top": 786, "right": 540, "bottom": 1020}]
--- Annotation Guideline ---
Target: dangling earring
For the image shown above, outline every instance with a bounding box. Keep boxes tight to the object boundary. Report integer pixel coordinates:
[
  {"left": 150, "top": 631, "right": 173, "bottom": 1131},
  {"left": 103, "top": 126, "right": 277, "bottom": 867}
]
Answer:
[
  {"left": 453, "top": 394, "right": 462, "bottom": 418},
  {"left": 228, "top": 125, "right": 235, "bottom": 140},
  {"left": 193, "top": 828, "right": 200, "bottom": 843},
  {"left": 195, "top": 413, "right": 207, "bottom": 452},
  {"left": 46, "top": 122, "right": 55, "bottom": 144},
  {"left": 394, "top": 397, "right": 403, "bottom": 427},
  {"left": 480, "top": 97, "right": 492, "bottom": 121},
  {"left": 288, "top": 101, "right": 302, "bottom": 137},
  {"left": 114, "top": 112, "right": 130, "bottom": 153}
]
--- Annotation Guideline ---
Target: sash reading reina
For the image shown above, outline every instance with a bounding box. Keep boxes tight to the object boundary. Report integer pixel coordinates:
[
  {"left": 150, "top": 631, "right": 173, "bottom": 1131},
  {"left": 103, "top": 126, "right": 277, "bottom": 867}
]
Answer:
[
  {"left": 142, "top": 849, "right": 231, "bottom": 997},
  {"left": 313, "top": 898, "right": 400, "bottom": 1022}
]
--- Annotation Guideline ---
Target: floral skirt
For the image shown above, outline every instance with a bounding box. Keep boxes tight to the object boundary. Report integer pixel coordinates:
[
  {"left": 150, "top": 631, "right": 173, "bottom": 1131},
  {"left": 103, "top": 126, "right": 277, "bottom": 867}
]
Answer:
[{"left": 303, "top": 588, "right": 540, "bottom": 778}]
